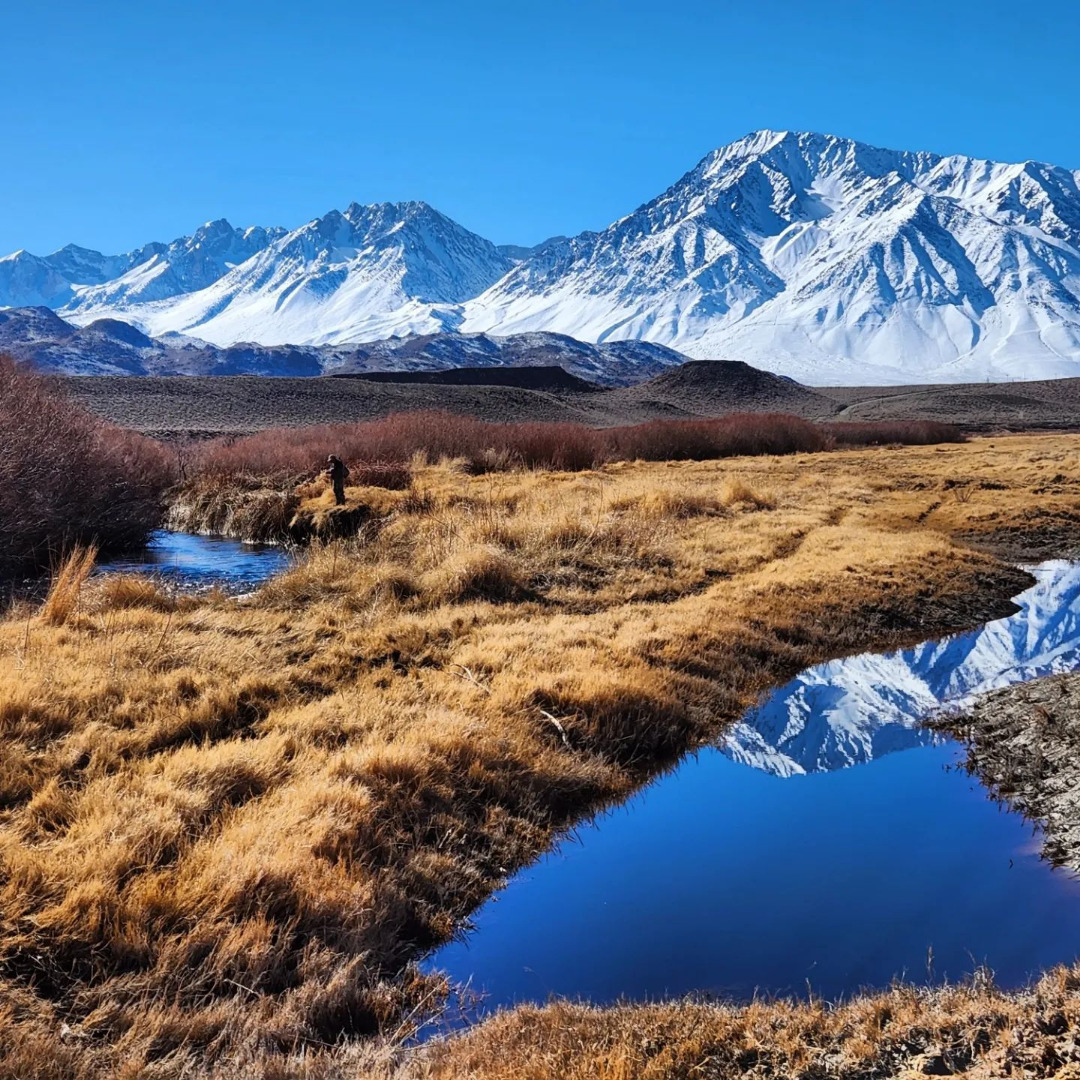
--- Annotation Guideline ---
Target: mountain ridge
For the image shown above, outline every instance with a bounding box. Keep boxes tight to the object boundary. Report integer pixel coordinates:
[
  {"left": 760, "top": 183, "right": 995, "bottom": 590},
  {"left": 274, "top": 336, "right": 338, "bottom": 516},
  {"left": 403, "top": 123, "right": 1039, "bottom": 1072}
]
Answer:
[
  {"left": 0, "top": 306, "right": 688, "bottom": 384},
  {"left": 4, "top": 130, "right": 1080, "bottom": 385}
]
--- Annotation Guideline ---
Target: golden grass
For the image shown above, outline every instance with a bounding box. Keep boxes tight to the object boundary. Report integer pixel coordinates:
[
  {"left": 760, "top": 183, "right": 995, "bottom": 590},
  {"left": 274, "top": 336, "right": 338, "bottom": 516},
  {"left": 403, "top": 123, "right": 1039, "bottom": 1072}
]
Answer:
[
  {"left": 1, "top": 435, "right": 1079, "bottom": 1078},
  {"left": 39, "top": 545, "right": 97, "bottom": 626},
  {"left": 412, "top": 966, "right": 1080, "bottom": 1079}
]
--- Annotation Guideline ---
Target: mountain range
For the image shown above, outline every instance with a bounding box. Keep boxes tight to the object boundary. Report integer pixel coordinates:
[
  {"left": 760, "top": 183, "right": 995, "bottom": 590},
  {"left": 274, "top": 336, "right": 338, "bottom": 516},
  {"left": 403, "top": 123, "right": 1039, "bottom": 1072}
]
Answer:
[
  {"left": 725, "top": 561, "right": 1080, "bottom": 777},
  {"left": 0, "top": 307, "right": 687, "bottom": 384},
  {"left": 4, "top": 130, "right": 1080, "bottom": 385}
]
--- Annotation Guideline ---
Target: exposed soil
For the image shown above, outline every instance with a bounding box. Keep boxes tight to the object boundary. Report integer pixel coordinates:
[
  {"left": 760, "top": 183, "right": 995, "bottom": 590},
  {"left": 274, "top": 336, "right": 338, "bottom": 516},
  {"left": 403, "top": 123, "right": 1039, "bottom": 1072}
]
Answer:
[
  {"left": 820, "top": 377, "right": 1080, "bottom": 431},
  {"left": 935, "top": 672, "right": 1080, "bottom": 872},
  {"left": 61, "top": 361, "right": 1080, "bottom": 438}
]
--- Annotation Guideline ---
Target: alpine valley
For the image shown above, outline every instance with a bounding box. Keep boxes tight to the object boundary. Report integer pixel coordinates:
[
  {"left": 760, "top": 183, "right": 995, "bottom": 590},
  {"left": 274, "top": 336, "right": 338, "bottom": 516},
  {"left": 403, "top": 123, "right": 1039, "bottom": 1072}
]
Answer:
[{"left": 5, "top": 130, "right": 1080, "bottom": 385}]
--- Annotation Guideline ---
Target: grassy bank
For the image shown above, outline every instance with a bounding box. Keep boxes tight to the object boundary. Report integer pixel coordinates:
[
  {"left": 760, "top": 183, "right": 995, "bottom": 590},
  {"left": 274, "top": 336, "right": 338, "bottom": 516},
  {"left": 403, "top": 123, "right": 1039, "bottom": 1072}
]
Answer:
[
  {"left": 2, "top": 435, "right": 1079, "bottom": 1077},
  {"left": 171, "top": 411, "right": 964, "bottom": 542},
  {"left": 410, "top": 966, "right": 1080, "bottom": 1079}
]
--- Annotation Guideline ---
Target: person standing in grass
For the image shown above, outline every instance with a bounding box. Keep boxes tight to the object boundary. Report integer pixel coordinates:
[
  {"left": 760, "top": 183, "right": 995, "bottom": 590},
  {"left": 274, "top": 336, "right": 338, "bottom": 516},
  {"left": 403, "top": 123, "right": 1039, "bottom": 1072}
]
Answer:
[{"left": 326, "top": 454, "right": 349, "bottom": 505}]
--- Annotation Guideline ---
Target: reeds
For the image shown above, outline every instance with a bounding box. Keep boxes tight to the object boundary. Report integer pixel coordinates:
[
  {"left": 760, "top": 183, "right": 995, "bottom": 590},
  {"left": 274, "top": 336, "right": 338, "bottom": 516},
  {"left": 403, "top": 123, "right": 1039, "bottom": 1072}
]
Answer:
[{"left": 39, "top": 544, "right": 97, "bottom": 625}]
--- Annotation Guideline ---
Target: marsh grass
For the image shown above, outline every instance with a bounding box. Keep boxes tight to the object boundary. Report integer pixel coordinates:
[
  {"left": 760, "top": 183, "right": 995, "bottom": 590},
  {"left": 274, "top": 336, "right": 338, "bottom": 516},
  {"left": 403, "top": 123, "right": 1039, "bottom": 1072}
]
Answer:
[
  {"left": 0, "top": 436, "right": 1077, "bottom": 1078},
  {"left": 39, "top": 544, "right": 97, "bottom": 625},
  {"left": 412, "top": 966, "right": 1080, "bottom": 1080}
]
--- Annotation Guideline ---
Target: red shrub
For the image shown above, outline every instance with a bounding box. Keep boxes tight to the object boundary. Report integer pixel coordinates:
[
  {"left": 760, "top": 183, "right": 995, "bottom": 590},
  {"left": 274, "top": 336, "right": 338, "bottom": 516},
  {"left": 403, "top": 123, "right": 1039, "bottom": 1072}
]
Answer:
[
  {"left": 0, "top": 355, "right": 174, "bottom": 578},
  {"left": 825, "top": 421, "right": 966, "bottom": 447},
  {"left": 189, "top": 409, "right": 963, "bottom": 484},
  {"left": 606, "top": 413, "right": 828, "bottom": 460},
  {"left": 192, "top": 412, "right": 608, "bottom": 479}
]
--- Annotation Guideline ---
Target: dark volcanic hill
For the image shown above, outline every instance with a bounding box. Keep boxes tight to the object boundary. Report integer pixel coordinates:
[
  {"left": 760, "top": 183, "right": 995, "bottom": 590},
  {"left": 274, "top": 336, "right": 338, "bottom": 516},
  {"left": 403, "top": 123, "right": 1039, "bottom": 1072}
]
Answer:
[
  {"left": 611, "top": 360, "right": 837, "bottom": 420},
  {"left": 60, "top": 358, "right": 1080, "bottom": 440},
  {"left": 331, "top": 365, "right": 602, "bottom": 392}
]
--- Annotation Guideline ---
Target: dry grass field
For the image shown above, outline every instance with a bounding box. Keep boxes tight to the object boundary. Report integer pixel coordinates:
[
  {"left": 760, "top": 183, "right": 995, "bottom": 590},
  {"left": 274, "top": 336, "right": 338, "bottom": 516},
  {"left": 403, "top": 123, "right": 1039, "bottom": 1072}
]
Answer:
[{"left": 3, "top": 435, "right": 1080, "bottom": 1078}]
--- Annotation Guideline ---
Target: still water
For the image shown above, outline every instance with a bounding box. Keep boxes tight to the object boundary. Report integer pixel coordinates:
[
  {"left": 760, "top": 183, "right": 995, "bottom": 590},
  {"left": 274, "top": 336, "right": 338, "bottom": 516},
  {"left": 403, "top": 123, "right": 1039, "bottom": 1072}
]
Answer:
[
  {"left": 97, "top": 530, "right": 293, "bottom": 591},
  {"left": 428, "top": 561, "right": 1080, "bottom": 1008}
]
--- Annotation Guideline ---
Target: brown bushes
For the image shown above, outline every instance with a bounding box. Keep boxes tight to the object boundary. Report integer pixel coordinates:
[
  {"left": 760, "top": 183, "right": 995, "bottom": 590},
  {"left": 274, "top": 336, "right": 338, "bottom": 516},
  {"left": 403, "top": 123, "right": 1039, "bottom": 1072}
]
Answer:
[
  {"left": 825, "top": 420, "right": 966, "bottom": 446},
  {"left": 189, "top": 410, "right": 963, "bottom": 483},
  {"left": 607, "top": 412, "right": 829, "bottom": 460},
  {"left": 0, "top": 355, "right": 174, "bottom": 579}
]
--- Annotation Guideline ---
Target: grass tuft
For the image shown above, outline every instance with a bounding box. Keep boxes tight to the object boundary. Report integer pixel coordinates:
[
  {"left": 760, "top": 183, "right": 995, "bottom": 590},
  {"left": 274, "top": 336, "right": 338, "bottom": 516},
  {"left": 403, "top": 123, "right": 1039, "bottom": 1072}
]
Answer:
[
  {"left": 94, "top": 574, "right": 177, "bottom": 613},
  {"left": 39, "top": 545, "right": 97, "bottom": 625},
  {"left": 719, "top": 477, "right": 773, "bottom": 509}
]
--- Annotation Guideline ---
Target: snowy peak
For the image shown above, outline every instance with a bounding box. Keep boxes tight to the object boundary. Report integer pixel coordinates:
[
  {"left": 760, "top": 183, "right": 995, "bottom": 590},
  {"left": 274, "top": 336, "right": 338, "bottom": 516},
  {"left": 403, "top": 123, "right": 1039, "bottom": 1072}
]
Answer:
[
  {"left": 0, "top": 250, "right": 76, "bottom": 308},
  {"left": 462, "top": 130, "right": 1080, "bottom": 383},
  {"left": 112, "top": 200, "right": 516, "bottom": 346},
  {"left": 4, "top": 131, "right": 1080, "bottom": 383}
]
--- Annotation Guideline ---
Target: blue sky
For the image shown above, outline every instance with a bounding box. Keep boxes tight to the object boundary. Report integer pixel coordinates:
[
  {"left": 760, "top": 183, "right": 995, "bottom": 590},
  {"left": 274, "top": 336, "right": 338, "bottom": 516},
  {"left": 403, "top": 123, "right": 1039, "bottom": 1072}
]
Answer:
[{"left": 3, "top": 0, "right": 1078, "bottom": 256}]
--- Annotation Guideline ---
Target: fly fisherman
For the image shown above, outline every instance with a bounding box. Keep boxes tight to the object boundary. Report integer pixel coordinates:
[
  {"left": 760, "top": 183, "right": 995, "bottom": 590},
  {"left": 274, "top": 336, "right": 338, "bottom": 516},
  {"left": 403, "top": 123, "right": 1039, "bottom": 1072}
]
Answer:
[{"left": 326, "top": 454, "right": 350, "bottom": 505}]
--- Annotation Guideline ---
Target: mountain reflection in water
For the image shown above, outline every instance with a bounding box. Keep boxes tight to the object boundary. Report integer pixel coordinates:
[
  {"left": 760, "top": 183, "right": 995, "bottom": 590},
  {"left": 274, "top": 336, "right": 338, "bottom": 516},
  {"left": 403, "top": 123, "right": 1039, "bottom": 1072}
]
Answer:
[
  {"left": 426, "top": 561, "right": 1080, "bottom": 1011},
  {"left": 727, "top": 561, "right": 1080, "bottom": 776}
]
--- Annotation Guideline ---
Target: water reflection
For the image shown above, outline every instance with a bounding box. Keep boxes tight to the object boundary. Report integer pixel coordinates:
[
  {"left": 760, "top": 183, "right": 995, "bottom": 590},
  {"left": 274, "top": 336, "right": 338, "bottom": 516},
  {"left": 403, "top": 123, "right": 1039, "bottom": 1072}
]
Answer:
[
  {"left": 427, "top": 561, "right": 1080, "bottom": 1010},
  {"left": 726, "top": 561, "right": 1080, "bottom": 775}
]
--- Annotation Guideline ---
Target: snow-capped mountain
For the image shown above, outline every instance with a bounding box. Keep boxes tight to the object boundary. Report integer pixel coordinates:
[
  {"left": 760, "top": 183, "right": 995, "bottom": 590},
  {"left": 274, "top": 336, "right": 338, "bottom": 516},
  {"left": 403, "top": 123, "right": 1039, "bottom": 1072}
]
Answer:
[
  {"left": 726, "top": 561, "right": 1080, "bottom": 777},
  {"left": 51, "top": 202, "right": 512, "bottom": 347},
  {"left": 0, "top": 223, "right": 285, "bottom": 312},
  {"left": 5, "top": 131, "right": 1080, "bottom": 384},
  {"left": 462, "top": 131, "right": 1080, "bottom": 384},
  {"left": 62, "top": 220, "right": 287, "bottom": 315}
]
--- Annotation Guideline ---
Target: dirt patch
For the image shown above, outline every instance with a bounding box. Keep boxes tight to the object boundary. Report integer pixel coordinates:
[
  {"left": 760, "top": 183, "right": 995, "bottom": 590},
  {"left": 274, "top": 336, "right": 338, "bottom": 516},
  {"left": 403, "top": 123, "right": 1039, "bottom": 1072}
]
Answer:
[{"left": 935, "top": 672, "right": 1080, "bottom": 870}]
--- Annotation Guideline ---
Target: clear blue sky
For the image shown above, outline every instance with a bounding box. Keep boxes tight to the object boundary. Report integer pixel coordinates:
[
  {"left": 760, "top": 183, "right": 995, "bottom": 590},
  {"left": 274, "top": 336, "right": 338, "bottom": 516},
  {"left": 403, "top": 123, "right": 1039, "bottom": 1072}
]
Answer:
[{"left": 3, "top": 0, "right": 1078, "bottom": 256}]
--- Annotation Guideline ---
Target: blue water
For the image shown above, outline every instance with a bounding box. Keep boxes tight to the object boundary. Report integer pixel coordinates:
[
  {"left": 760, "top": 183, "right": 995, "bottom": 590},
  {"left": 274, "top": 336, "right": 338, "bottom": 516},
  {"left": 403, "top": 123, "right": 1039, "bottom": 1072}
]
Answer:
[
  {"left": 427, "top": 561, "right": 1080, "bottom": 1010},
  {"left": 97, "top": 530, "right": 293, "bottom": 591}
]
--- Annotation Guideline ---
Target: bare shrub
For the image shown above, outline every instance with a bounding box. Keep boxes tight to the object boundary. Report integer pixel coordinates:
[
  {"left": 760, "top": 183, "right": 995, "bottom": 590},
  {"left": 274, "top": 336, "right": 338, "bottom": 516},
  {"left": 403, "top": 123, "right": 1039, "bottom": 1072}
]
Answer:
[
  {"left": 0, "top": 355, "right": 174, "bottom": 578},
  {"left": 607, "top": 413, "right": 828, "bottom": 461},
  {"left": 826, "top": 420, "right": 966, "bottom": 446},
  {"left": 186, "top": 411, "right": 852, "bottom": 484}
]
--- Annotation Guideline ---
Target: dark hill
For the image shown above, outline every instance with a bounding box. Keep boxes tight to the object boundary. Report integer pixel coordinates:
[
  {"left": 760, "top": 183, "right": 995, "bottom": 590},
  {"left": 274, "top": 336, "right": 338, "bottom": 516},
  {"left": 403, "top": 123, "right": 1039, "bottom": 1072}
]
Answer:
[
  {"left": 329, "top": 365, "right": 602, "bottom": 393},
  {"left": 613, "top": 360, "right": 838, "bottom": 420},
  {"left": 78, "top": 319, "right": 157, "bottom": 348}
]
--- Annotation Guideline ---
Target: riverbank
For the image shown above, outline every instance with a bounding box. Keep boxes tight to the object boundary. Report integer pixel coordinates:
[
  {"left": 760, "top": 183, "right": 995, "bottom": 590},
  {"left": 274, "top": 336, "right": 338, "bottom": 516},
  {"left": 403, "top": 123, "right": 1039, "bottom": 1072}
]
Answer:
[
  {"left": 937, "top": 670, "right": 1080, "bottom": 873},
  {"left": 407, "top": 967, "right": 1080, "bottom": 1079},
  {"left": 2, "top": 435, "right": 1079, "bottom": 1078}
]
